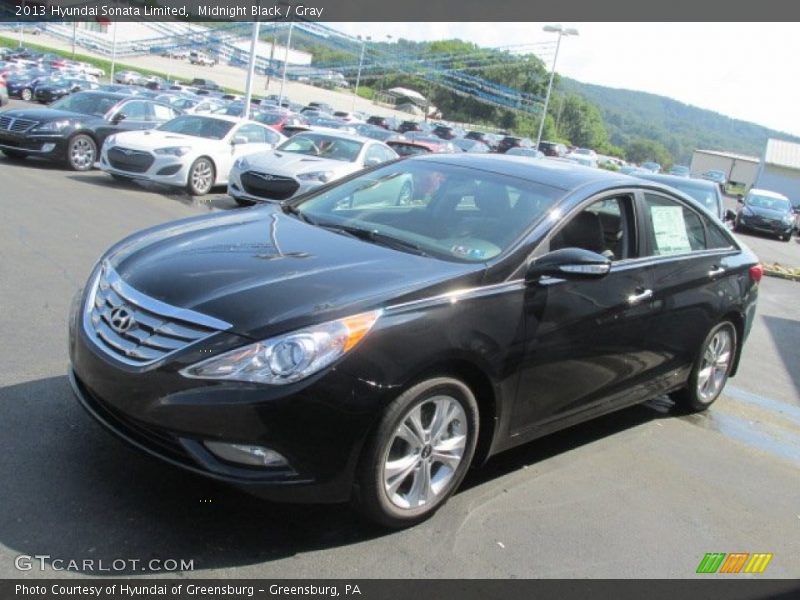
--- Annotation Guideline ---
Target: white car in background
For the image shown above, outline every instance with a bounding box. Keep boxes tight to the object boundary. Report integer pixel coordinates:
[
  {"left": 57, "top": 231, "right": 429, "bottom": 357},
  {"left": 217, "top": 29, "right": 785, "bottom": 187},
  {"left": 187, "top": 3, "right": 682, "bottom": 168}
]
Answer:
[
  {"left": 565, "top": 148, "right": 598, "bottom": 168},
  {"left": 98, "top": 115, "right": 287, "bottom": 195},
  {"left": 228, "top": 131, "right": 399, "bottom": 205}
]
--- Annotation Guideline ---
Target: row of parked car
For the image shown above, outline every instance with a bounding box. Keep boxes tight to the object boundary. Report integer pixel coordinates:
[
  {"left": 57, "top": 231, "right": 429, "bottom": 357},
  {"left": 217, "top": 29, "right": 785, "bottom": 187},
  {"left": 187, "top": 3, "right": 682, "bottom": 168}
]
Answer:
[{"left": 0, "top": 54, "right": 797, "bottom": 239}]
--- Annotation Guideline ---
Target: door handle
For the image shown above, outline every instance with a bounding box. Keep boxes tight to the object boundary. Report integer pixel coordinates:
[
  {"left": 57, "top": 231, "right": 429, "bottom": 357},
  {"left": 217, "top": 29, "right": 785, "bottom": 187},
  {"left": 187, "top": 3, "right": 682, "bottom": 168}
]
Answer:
[
  {"left": 628, "top": 288, "right": 653, "bottom": 305},
  {"left": 708, "top": 266, "right": 725, "bottom": 277}
]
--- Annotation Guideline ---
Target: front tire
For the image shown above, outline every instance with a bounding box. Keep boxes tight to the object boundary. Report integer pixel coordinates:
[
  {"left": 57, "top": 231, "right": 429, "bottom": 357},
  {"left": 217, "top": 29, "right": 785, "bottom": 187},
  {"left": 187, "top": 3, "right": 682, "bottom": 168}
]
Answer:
[
  {"left": 671, "top": 321, "right": 737, "bottom": 412},
  {"left": 66, "top": 134, "right": 97, "bottom": 171},
  {"left": 187, "top": 157, "right": 215, "bottom": 196},
  {"left": 20, "top": 87, "right": 33, "bottom": 101},
  {"left": 354, "top": 377, "right": 479, "bottom": 528}
]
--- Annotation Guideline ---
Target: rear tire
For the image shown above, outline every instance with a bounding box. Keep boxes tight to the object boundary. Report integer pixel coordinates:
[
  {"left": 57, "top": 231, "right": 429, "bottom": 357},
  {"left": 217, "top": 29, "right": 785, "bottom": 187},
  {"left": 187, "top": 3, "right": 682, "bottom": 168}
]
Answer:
[
  {"left": 354, "top": 377, "right": 478, "bottom": 528},
  {"left": 20, "top": 88, "right": 32, "bottom": 101},
  {"left": 671, "top": 321, "right": 737, "bottom": 412}
]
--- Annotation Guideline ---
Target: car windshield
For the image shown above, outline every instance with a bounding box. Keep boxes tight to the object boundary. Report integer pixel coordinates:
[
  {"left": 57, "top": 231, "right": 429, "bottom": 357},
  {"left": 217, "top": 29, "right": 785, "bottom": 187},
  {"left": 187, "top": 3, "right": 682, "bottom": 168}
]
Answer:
[
  {"left": 291, "top": 160, "right": 563, "bottom": 262},
  {"left": 157, "top": 115, "right": 234, "bottom": 140},
  {"left": 277, "top": 133, "right": 363, "bottom": 162},
  {"left": 49, "top": 92, "right": 120, "bottom": 117},
  {"left": 747, "top": 194, "right": 791, "bottom": 211},
  {"left": 389, "top": 143, "right": 432, "bottom": 157},
  {"left": 254, "top": 112, "right": 284, "bottom": 125}
]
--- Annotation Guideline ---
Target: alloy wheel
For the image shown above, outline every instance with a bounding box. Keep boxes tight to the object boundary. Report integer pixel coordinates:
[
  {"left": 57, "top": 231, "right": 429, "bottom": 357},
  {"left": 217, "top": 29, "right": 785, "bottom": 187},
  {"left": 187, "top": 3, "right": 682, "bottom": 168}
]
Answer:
[
  {"left": 381, "top": 395, "right": 467, "bottom": 510},
  {"left": 696, "top": 328, "right": 733, "bottom": 403},
  {"left": 191, "top": 160, "right": 213, "bottom": 194},
  {"left": 69, "top": 137, "right": 95, "bottom": 170}
]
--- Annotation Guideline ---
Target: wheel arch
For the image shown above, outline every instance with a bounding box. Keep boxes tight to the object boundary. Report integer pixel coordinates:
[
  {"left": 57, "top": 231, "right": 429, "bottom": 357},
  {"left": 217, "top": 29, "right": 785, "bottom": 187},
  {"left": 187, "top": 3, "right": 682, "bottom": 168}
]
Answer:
[{"left": 721, "top": 310, "right": 746, "bottom": 377}]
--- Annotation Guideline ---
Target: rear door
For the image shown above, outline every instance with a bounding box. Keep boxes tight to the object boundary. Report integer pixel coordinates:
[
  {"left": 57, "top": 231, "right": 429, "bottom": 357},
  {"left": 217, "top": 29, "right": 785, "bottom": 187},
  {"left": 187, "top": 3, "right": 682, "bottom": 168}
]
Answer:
[{"left": 637, "top": 189, "right": 740, "bottom": 382}]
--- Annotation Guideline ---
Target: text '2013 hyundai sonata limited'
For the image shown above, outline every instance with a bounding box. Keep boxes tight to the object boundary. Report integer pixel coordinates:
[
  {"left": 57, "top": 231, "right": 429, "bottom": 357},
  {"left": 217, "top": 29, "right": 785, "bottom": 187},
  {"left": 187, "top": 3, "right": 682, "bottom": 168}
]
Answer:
[{"left": 69, "top": 154, "right": 761, "bottom": 527}]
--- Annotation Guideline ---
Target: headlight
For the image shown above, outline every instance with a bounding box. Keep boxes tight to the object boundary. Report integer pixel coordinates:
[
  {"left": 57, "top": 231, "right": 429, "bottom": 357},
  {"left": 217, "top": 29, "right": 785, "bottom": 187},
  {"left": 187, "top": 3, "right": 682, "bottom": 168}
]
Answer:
[
  {"left": 297, "top": 170, "right": 335, "bottom": 183},
  {"left": 154, "top": 146, "right": 191, "bottom": 157},
  {"left": 782, "top": 215, "right": 794, "bottom": 225},
  {"left": 233, "top": 156, "right": 250, "bottom": 170},
  {"left": 180, "top": 310, "right": 381, "bottom": 385},
  {"left": 34, "top": 120, "right": 70, "bottom": 132}
]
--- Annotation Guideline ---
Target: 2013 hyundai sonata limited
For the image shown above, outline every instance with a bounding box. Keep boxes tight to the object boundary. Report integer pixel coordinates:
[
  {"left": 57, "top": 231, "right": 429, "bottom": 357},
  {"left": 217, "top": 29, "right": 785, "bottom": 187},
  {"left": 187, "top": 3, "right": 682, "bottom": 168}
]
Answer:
[{"left": 69, "top": 154, "right": 761, "bottom": 527}]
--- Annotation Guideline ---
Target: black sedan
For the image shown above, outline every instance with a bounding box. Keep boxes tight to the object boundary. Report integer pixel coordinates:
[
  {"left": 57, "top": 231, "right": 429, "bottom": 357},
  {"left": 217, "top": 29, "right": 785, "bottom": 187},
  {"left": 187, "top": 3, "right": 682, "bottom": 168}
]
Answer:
[
  {"left": 5, "top": 69, "right": 51, "bottom": 100},
  {"left": 34, "top": 77, "right": 99, "bottom": 104},
  {"left": 68, "top": 155, "right": 760, "bottom": 528},
  {"left": 734, "top": 188, "right": 795, "bottom": 241},
  {"left": 0, "top": 90, "right": 180, "bottom": 170}
]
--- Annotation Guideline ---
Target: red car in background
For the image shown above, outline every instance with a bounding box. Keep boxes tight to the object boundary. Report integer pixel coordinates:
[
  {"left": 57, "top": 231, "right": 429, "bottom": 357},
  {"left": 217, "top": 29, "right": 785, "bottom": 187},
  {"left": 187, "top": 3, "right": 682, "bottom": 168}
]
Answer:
[{"left": 253, "top": 111, "right": 309, "bottom": 134}]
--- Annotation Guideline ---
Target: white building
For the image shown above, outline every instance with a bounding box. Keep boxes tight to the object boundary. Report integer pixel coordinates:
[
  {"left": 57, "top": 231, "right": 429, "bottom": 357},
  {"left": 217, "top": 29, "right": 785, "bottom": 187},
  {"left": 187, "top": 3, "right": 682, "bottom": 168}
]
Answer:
[
  {"left": 754, "top": 139, "right": 800, "bottom": 208},
  {"left": 690, "top": 149, "right": 760, "bottom": 189}
]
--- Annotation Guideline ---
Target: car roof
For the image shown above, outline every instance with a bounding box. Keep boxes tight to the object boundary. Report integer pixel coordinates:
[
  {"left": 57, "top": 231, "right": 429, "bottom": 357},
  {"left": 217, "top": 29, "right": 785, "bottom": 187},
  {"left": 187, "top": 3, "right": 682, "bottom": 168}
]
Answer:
[
  {"left": 293, "top": 129, "right": 373, "bottom": 143},
  {"left": 636, "top": 173, "right": 718, "bottom": 189},
  {"left": 408, "top": 153, "right": 635, "bottom": 190},
  {"left": 748, "top": 188, "right": 789, "bottom": 199}
]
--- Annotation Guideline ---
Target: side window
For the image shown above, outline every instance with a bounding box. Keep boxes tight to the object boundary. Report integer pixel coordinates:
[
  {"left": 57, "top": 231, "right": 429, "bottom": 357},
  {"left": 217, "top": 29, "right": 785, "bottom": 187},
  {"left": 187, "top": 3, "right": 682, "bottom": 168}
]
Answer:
[
  {"left": 702, "top": 214, "right": 733, "bottom": 249},
  {"left": 364, "top": 144, "right": 387, "bottom": 166},
  {"left": 550, "top": 195, "right": 636, "bottom": 261},
  {"left": 236, "top": 124, "right": 267, "bottom": 144},
  {"left": 262, "top": 126, "right": 281, "bottom": 146},
  {"left": 152, "top": 103, "right": 177, "bottom": 122},
  {"left": 118, "top": 100, "right": 149, "bottom": 121},
  {"left": 643, "top": 193, "right": 708, "bottom": 255}
]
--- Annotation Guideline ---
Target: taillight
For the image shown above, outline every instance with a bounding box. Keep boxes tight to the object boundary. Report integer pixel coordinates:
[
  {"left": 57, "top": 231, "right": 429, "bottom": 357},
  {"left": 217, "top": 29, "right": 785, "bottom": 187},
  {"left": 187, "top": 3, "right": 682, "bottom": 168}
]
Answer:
[{"left": 749, "top": 264, "right": 763, "bottom": 283}]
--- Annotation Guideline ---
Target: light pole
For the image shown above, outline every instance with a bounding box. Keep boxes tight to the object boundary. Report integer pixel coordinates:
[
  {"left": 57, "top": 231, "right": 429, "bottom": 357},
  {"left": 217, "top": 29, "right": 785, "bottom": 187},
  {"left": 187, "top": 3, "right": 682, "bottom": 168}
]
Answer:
[
  {"left": 277, "top": 21, "right": 294, "bottom": 109},
  {"left": 243, "top": 21, "right": 261, "bottom": 120},
  {"left": 535, "top": 24, "right": 578, "bottom": 150},
  {"left": 352, "top": 35, "right": 371, "bottom": 111},
  {"left": 109, "top": 21, "right": 118, "bottom": 84}
]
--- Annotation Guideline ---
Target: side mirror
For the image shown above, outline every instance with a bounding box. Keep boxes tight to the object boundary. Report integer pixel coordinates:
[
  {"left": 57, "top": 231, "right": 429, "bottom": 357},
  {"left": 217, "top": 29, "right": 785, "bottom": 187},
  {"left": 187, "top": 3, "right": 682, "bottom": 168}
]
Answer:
[
  {"left": 110, "top": 113, "right": 126, "bottom": 125},
  {"left": 724, "top": 209, "right": 737, "bottom": 222},
  {"left": 737, "top": 194, "right": 745, "bottom": 204},
  {"left": 231, "top": 135, "right": 248, "bottom": 145},
  {"left": 526, "top": 247, "right": 612, "bottom": 282}
]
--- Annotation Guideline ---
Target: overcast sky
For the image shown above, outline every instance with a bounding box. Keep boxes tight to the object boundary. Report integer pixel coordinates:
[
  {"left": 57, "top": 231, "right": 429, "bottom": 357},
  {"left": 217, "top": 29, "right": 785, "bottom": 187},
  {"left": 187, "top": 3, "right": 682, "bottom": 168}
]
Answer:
[{"left": 327, "top": 22, "right": 800, "bottom": 137}]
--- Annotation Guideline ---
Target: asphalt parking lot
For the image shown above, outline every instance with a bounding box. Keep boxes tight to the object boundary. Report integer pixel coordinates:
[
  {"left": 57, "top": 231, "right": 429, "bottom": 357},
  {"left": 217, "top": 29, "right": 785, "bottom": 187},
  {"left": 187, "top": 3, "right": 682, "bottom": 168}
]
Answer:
[{"left": 1, "top": 134, "right": 799, "bottom": 579}]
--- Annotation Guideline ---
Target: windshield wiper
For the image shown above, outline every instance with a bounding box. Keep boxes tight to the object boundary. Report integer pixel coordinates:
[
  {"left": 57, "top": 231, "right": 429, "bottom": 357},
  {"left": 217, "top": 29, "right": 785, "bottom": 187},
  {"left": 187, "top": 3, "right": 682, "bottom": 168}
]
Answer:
[
  {"left": 281, "top": 204, "right": 318, "bottom": 225},
  {"left": 318, "top": 223, "right": 429, "bottom": 257}
]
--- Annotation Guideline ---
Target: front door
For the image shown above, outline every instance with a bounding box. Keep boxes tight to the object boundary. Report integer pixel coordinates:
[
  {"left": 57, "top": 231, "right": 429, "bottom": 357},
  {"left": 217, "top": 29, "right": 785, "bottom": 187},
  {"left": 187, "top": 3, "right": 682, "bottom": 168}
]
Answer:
[{"left": 512, "top": 192, "right": 658, "bottom": 433}]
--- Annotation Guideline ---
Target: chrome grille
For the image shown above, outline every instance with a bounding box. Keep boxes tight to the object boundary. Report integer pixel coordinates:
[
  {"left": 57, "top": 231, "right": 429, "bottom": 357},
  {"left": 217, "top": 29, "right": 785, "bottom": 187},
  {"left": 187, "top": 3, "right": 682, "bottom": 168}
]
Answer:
[
  {"left": 240, "top": 171, "right": 299, "bottom": 201},
  {"left": 0, "top": 116, "right": 38, "bottom": 133},
  {"left": 84, "top": 265, "right": 230, "bottom": 366}
]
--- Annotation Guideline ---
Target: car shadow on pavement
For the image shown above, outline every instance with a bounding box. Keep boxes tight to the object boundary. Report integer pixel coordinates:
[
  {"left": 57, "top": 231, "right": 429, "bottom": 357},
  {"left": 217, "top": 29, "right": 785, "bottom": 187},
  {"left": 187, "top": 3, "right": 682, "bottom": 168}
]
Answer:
[
  {"left": 0, "top": 375, "right": 676, "bottom": 576},
  {"left": 762, "top": 315, "right": 800, "bottom": 402},
  {"left": 461, "top": 396, "right": 674, "bottom": 492},
  {"left": 0, "top": 375, "right": 383, "bottom": 575},
  {"left": 65, "top": 173, "right": 238, "bottom": 212}
]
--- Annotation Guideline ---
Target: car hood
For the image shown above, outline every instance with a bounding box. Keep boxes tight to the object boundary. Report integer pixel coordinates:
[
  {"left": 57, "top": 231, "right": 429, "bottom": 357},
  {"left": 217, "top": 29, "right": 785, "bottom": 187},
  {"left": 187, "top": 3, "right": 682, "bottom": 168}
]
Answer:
[
  {"left": 745, "top": 205, "right": 789, "bottom": 220},
  {"left": 0, "top": 107, "right": 101, "bottom": 123},
  {"left": 110, "top": 129, "right": 210, "bottom": 150},
  {"left": 245, "top": 150, "right": 358, "bottom": 176},
  {"left": 106, "top": 207, "right": 479, "bottom": 340}
]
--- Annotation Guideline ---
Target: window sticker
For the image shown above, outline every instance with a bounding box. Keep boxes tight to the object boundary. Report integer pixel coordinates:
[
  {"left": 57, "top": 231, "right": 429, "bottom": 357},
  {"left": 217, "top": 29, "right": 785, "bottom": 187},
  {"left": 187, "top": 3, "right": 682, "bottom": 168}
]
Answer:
[{"left": 650, "top": 205, "right": 691, "bottom": 254}]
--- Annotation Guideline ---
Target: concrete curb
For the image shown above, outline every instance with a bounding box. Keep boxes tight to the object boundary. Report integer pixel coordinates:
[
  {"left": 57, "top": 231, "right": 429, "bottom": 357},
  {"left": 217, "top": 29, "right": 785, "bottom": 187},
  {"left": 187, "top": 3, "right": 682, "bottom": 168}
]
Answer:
[{"left": 763, "top": 263, "right": 800, "bottom": 282}]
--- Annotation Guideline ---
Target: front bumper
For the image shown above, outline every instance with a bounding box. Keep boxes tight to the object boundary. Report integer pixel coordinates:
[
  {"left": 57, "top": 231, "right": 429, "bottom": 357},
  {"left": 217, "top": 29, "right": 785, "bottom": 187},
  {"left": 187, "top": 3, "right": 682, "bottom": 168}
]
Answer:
[
  {"left": 68, "top": 286, "right": 387, "bottom": 503},
  {"left": 738, "top": 215, "right": 793, "bottom": 236},
  {"left": 97, "top": 147, "right": 190, "bottom": 187},
  {"left": 0, "top": 130, "right": 66, "bottom": 157},
  {"left": 227, "top": 168, "right": 319, "bottom": 203}
]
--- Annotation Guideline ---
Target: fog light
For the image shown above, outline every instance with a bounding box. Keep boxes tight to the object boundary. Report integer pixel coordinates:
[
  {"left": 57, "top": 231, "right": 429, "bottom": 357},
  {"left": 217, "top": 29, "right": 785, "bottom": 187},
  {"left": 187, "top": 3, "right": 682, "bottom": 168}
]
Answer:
[
  {"left": 41, "top": 143, "right": 56, "bottom": 152},
  {"left": 204, "top": 441, "right": 289, "bottom": 468}
]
